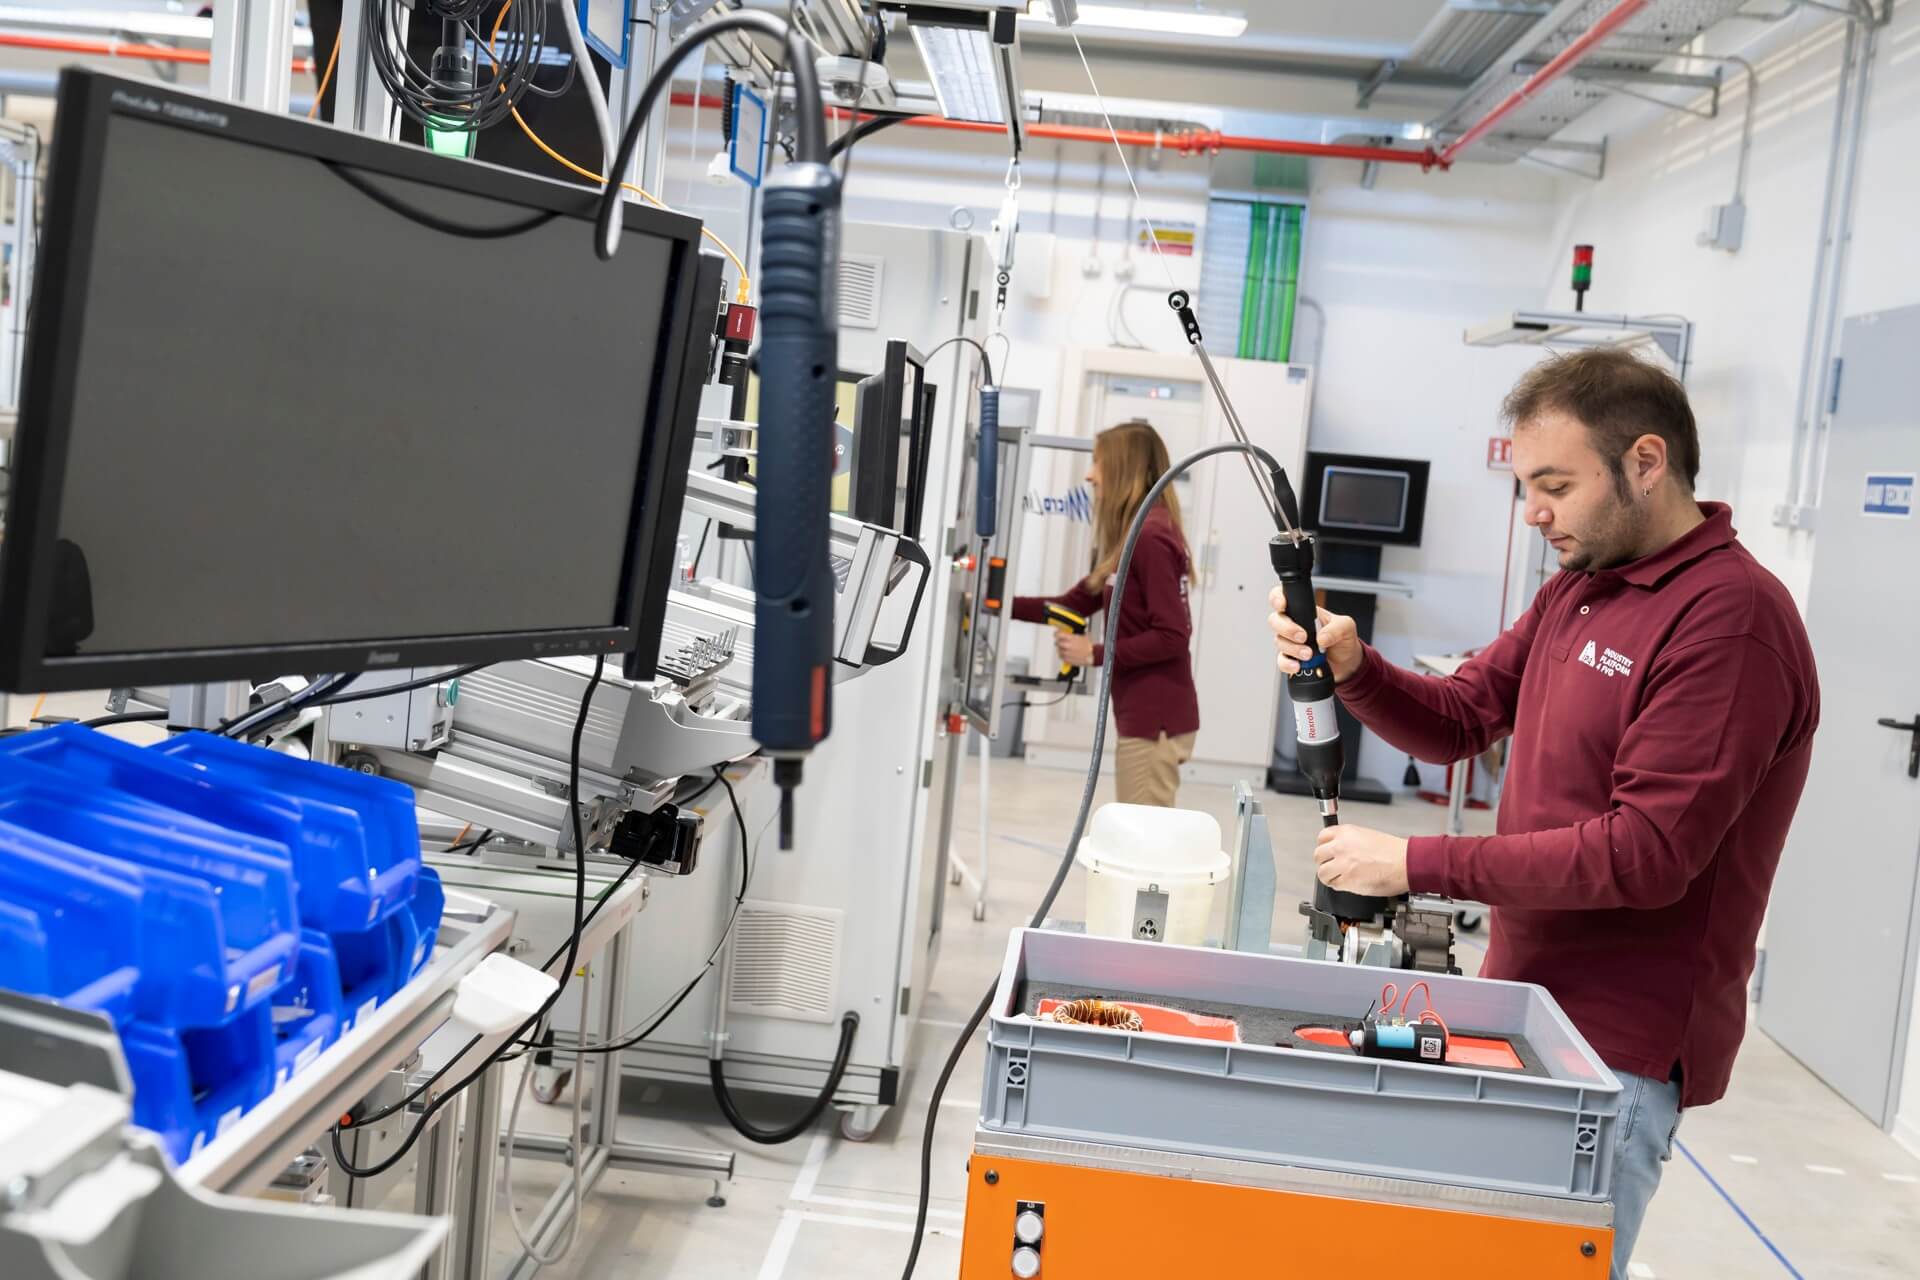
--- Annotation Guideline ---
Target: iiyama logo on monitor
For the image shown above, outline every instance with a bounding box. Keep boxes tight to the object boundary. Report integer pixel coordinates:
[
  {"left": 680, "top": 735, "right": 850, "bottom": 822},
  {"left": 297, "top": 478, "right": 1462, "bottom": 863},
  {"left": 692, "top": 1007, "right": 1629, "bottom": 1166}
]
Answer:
[
  {"left": 109, "top": 88, "right": 229, "bottom": 130},
  {"left": 366, "top": 650, "right": 403, "bottom": 666}
]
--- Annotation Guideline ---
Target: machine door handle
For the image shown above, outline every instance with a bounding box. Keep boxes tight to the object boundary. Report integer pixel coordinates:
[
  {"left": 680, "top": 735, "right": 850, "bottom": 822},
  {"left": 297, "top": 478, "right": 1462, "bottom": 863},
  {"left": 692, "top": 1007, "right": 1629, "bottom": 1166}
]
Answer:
[{"left": 1878, "top": 715, "right": 1920, "bottom": 779}]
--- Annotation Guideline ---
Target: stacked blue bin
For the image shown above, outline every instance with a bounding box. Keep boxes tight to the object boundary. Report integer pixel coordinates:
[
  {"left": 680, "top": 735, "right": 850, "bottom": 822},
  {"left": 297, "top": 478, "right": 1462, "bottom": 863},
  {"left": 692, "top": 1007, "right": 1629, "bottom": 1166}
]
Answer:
[{"left": 0, "top": 725, "right": 444, "bottom": 1164}]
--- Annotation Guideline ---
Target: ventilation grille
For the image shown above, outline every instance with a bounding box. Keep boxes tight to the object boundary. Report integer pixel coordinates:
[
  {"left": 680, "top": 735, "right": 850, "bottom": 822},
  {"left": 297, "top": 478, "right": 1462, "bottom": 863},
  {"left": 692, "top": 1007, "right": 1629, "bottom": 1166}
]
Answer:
[
  {"left": 838, "top": 254, "right": 885, "bottom": 330},
  {"left": 726, "top": 901, "right": 844, "bottom": 1024}
]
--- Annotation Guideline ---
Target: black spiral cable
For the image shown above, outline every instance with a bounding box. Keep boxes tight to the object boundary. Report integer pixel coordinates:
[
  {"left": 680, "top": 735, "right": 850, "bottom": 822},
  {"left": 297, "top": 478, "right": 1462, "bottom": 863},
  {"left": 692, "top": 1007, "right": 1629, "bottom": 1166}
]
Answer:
[{"left": 363, "top": 0, "right": 554, "bottom": 136}]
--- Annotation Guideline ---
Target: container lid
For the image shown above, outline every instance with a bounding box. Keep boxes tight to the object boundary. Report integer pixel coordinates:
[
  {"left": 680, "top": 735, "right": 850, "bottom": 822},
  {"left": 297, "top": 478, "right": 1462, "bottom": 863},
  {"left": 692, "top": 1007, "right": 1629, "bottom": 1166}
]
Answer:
[{"left": 1074, "top": 803, "right": 1228, "bottom": 884}]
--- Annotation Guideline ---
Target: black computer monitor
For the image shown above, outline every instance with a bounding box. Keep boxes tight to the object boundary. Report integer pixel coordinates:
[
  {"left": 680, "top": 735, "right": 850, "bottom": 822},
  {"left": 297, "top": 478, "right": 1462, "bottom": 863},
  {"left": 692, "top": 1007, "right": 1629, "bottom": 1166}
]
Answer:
[
  {"left": 849, "top": 340, "right": 932, "bottom": 540},
  {"left": 0, "top": 70, "right": 712, "bottom": 692},
  {"left": 1300, "top": 451, "right": 1431, "bottom": 547}
]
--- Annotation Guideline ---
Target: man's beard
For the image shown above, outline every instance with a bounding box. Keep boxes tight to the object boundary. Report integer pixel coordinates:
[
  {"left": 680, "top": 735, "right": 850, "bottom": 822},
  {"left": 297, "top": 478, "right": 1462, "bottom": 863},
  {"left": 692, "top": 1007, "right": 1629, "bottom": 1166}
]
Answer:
[{"left": 1562, "top": 483, "right": 1648, "bottom": 572}]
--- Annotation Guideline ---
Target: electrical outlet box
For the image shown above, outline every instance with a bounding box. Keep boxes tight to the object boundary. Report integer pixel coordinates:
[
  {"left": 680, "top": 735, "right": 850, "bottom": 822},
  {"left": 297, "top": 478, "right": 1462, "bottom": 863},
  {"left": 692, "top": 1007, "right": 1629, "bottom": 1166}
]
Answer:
[{"left": 1698, "top": 198, "right": 1745, "bottom": 253}]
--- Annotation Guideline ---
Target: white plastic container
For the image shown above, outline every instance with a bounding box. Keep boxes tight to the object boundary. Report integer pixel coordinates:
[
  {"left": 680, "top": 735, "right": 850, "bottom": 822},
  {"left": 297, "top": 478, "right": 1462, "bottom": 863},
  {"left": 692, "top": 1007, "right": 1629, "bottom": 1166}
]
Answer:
[{"left": 1075, "top": 804, "right": 1229, "bottom": 946}]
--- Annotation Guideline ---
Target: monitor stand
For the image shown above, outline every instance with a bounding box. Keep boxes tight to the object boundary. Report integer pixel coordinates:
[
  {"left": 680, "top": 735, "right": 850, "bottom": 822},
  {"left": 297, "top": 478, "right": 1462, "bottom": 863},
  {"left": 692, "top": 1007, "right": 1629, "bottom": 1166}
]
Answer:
[{"left": 1267, "top": 540, "right": 1395, "bottom": 806}]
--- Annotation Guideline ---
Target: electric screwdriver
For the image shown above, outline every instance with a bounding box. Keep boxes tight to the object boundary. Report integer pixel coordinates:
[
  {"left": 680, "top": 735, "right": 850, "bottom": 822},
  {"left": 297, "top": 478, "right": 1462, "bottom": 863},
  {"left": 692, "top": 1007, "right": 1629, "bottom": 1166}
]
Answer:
[
  {"left": 975, "top": 385, "right": 1000, "bottom": 540},
  {"left": 1269, "top": 472, "right": 1388, "bottom": 926},
  {"left": 752, "top": 161, "right": 843, "bottom": 849}
]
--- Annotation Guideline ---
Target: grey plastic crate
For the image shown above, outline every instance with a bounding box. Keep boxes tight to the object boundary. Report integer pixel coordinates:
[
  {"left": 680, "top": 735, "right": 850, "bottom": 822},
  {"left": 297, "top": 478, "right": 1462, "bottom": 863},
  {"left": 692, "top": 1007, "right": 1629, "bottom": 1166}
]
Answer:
[{"left": 979, "top": 929, "right": 1623, "bottom": 1202}]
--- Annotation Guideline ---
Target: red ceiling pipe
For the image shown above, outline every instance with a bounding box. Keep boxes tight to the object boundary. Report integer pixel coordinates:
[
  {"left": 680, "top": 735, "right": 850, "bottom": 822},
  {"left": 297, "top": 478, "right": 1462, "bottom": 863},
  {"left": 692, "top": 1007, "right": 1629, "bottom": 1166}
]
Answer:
[
  {"left": 1437, "top": 0, "right": 1649, "bottom": 166},
  {"left": 673, "top": 90, "right": 1442, "bottom": 168},
  {"left": 0, "top": 32, "right": 314, "bottom": 73}
]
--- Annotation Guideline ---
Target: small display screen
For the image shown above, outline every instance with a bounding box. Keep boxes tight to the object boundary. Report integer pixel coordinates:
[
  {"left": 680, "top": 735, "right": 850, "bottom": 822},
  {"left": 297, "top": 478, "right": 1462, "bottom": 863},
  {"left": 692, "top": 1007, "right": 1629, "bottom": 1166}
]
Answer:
[{"left": 1320, "top": 467, "right": 1410, "bottom": 533}]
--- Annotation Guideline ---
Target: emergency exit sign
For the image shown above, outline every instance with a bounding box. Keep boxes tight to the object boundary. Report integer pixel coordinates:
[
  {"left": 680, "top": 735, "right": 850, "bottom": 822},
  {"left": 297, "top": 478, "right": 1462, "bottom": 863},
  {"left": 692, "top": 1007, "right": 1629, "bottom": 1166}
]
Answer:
[{"left": 1488, "top": 437, "right": 1514, "bottom": 470}]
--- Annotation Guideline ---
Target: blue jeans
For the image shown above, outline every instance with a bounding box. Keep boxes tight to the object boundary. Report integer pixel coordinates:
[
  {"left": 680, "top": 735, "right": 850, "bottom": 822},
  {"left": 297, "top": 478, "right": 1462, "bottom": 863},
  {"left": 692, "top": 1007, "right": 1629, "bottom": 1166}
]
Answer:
[{"left": 1610, "top": 1071, "right": 1683, "bottom": 1279}]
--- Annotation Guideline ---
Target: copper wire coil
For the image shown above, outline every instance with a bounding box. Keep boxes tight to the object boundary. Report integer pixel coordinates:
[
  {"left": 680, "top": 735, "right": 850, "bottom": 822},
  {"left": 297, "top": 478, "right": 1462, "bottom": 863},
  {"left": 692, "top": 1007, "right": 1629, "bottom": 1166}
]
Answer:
[{"left": 1045, "top": 999, "right": 1144, "bottom": 1032}]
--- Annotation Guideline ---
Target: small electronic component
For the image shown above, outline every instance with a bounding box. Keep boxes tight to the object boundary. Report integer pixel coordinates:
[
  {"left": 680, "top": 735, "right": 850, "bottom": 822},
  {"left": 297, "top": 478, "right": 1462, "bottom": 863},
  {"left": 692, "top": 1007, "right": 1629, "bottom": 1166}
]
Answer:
[
  {"left": 1042, "top": 998, "right": 1143, "bottom": 1032},
  {"left": 1351, "top": 979, "right": 1451, "bottom": 1064},
  {"left": 1349, "top": 1019, "right": 1449, "bottom": 1064}
]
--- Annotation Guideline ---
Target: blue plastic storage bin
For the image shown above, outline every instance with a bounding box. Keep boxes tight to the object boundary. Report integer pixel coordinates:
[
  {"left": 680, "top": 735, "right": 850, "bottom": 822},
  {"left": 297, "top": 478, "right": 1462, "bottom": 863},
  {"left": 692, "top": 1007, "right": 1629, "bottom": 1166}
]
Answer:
[
  {"left": 0, "top": 725, "right": 404, "bottom": 934},
  {"left": 0, "top": 818, "right": 266, "bottom": 1028},
  {"left": 0, "top": 768, "right": 298, "bottom": 1024},
  {"left": 121, "top": 1009, "right": 275, "bottom": 1164},
  {"left": 156, "top": 732, "right": 420, "bottom": 929},
  {"left": 0, "top": 826, "right": 146, "bottom": 1025},
  {"left": 409, "top": 864, "right": 444, "bottom": 977},
  {"left": 0, "top": 898, "right": 51, "bottom": 996},
  {"left": 271, "top": 930, "right": 343, "bottom": 1087},
  {"left": 330, "top": 905, "right": 423, "bottom": 1034}
]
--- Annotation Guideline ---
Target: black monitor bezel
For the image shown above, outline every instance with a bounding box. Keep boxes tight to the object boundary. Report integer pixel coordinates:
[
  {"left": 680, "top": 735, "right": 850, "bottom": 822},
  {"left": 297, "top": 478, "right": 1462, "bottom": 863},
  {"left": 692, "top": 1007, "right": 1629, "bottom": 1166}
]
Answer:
[
  {"left": 1299, "top": 450, "right": 1432, "bottom": 548},
  {"left": 847, "top": 340, "right": 935, "bottom": 540},
  {"left": 0, "top": 69, "right": 709, "bottom": 692}
]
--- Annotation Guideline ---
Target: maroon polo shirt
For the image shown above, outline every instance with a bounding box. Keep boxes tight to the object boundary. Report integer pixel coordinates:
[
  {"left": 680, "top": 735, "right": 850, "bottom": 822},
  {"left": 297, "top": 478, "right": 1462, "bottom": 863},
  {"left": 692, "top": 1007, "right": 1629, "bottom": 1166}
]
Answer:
[
  {"left": 1012, "top": 505, "right": 1200, "bottom": 741},
  {"left": 1337, "top": 504, "right": 1818, "bottom": 1107}
]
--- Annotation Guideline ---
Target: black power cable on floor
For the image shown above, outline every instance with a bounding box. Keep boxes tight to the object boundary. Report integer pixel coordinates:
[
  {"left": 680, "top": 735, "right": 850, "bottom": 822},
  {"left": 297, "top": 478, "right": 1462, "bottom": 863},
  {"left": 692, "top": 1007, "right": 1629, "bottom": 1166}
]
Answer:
[
  {"left": 703, "top": 761, "right": 859, "bottom": 1145},
  {"left": 709, "top": 1011, "right": 859, "bottom": 1146},
  {"left": 899, "top": 441, "right": 1283, "bottom": 1279}
]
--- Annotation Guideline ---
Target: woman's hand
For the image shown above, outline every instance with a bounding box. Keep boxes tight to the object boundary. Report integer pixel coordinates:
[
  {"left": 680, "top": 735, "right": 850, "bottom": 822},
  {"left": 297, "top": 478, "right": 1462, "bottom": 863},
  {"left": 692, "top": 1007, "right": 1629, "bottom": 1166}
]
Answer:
[{"left": 1055, "top": 631, "right": 1096, "bottom": 667}]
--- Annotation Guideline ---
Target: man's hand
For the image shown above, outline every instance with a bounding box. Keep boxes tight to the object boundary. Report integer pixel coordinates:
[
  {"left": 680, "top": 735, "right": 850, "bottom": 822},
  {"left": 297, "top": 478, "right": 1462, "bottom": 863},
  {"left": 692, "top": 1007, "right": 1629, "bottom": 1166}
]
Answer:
[
  {"left": 1314, "top": 825, "right": 1410, "bottom": 897},
  {"left": 1270, "top": 595, "right": 1364, "bottom": 683},
  {"left": 1055, "top": 631, "right": 1095, "bottom": 667}
]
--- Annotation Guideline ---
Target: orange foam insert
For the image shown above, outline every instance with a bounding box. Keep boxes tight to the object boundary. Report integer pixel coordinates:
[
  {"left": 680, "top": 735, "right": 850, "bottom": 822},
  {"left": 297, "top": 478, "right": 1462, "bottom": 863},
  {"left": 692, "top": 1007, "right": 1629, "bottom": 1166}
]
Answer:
[
  {"left": 1445, "top": 1035, "right": 1526, "bottom": 1070},
  {"left": 1037, "top": 999, "right": 1241, "bottom": 1043}
]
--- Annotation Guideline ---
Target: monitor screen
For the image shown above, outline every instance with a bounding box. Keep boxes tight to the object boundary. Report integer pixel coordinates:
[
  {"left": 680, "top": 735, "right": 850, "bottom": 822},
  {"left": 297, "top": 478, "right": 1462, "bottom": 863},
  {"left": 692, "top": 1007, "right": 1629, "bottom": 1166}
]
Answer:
[
  {"left": 0, "top": 71, "right": 709, "bottom": 691},
  {"left": 1320, "top": 467, "right": 1410, "bottom": 533},
  {"left": 1299, "top": 451, "right": 1430, "bottom": 547}
]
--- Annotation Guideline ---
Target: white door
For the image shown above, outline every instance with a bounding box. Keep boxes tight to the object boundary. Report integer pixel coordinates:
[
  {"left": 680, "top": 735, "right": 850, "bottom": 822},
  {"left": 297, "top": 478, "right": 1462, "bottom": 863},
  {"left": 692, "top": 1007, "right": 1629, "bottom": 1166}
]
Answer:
[
  {"left": 1758, "top": 305, "right": 1920, "bottom": 1128},
  {"left": 1186, "top": 358, "right": 1311, "bottom": 772}
]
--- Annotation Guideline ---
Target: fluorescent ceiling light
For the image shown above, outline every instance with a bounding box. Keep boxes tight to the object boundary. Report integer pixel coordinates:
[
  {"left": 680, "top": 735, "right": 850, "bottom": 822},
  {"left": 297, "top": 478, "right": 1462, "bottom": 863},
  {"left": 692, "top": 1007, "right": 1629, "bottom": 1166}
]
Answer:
[
  {"left": 911, "top": 23, "right": 1004, "bottom": 125},
  {"left": 1027, "top": 3, "right": 1249, "bottom": 39}
]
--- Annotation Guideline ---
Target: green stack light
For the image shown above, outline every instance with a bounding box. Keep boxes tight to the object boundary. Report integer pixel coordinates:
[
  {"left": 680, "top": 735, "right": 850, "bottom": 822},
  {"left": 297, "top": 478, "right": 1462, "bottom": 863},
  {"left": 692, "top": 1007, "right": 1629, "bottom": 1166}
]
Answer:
[
  {"left": 1572, "top": 243, "right": 1594, "bottom": 311},
  {"left": 424, "top": 121, "right": 477, "bottom": 158}
]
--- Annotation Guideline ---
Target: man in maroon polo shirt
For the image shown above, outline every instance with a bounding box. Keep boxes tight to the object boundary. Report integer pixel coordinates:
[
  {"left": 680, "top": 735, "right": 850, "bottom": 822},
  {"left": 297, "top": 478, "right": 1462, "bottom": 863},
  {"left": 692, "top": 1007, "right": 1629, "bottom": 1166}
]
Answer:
[{"left": 1270, "top": 348, "right": 1818, "bottom": 1277}]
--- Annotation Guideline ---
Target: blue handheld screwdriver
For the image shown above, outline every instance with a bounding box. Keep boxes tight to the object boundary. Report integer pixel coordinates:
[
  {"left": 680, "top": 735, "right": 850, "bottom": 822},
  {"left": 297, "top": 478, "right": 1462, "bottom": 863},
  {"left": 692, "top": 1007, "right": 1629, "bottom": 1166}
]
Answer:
[{"left": 752, "top": 161, "right": 843, "bottom": 849}]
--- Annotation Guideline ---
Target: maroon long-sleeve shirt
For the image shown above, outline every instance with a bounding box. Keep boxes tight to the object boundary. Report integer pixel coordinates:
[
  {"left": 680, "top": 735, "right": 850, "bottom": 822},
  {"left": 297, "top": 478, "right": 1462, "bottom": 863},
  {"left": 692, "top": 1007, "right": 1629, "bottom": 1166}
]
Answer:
[
  {"left": 1337, "top": 504, "right": 1818, "bottom": 1107},
  {"left": 1012, "top": 505, "right": 1199, "bottom": 741}
]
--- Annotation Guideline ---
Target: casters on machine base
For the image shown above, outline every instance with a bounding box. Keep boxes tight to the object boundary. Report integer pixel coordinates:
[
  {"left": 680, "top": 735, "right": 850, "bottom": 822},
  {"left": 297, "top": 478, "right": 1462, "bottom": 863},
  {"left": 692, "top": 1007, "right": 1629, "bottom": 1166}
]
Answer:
[
  {"left": 531, "top": 1065, "right": 573, "bottom": 1106},
  {"left": 839, "top": 1105, "right": 885, "bottom": 1143}
]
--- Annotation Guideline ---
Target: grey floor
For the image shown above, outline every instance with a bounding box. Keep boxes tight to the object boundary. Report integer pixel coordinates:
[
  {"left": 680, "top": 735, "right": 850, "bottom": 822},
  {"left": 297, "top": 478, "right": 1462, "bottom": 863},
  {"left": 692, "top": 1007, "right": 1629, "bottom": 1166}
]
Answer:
[
  {"left": 13, "top": 689, "right": 1916, "bottom": 1277},
  {"left": 477, "top": 759, "right": 1920, "bottom": 1280}
]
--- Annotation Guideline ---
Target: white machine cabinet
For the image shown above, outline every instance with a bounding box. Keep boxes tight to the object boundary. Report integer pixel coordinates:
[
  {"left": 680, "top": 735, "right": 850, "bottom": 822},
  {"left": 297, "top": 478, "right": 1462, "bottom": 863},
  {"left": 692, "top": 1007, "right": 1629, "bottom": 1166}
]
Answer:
[
  {"left": 1020, "top": 347, "right": 1312, "bottom": 782},
  {"left": 548, "top": 222, "right": 988, "bottom": 1133}
]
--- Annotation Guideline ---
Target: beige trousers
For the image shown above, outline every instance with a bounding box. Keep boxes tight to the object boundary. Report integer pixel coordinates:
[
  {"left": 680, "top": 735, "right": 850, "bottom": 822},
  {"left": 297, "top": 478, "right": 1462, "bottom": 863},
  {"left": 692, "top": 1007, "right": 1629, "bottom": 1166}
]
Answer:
[{"left": 1114, "top": 731, "right": 1197, "bottom": 807}]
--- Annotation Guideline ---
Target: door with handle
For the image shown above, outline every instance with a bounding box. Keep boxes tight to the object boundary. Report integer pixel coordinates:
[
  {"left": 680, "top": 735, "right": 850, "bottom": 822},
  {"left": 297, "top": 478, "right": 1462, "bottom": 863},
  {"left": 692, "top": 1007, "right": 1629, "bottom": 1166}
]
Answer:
[
  {"left": 1759, "top": 306, "right": 1920, "bottom": 1129},
  {"left": 1875, "top": 716, "right": 1920, "bottom": 779}
]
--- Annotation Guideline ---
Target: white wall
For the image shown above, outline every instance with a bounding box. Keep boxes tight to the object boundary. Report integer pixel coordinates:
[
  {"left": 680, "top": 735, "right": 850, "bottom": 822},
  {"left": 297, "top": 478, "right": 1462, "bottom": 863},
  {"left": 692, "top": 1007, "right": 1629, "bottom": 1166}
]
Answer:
[
  {"left": 1293, "top": 160, "right": 1563, "bottom": 791},
  {"left": 1538, "top": 5, "right": 1920, "bottom": 608}
]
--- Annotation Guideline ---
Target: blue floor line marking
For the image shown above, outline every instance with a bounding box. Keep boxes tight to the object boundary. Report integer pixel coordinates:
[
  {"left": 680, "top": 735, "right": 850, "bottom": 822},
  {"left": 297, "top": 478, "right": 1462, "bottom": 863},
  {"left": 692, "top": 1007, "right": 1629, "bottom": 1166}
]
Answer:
[
  {"left": 1675, "top": 1138, "right": 1805, "bottom": 1279},
  {"left": 996, "top": 833, "right": 1061, "bottom": 854}
]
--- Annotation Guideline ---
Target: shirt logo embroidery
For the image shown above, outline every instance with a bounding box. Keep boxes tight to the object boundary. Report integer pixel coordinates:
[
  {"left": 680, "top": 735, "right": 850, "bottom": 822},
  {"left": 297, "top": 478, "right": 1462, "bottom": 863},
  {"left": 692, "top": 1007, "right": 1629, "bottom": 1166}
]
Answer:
[{"left": 1578, "top": 640, "right": 1635, "bottom": 678}]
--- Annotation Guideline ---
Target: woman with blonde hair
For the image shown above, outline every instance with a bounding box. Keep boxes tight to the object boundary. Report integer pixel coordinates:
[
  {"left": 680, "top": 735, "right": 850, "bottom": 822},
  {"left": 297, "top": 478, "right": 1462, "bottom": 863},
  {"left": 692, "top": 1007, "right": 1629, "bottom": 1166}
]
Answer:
[{"left": 1013, "top": 421, "right": 1199, "bottom": 807}]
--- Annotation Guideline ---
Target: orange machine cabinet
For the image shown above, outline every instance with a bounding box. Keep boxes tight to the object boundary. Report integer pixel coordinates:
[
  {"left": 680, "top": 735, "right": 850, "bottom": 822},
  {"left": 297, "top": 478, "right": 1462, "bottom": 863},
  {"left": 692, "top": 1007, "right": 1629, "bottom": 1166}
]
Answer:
[{"left": 960, "top": 1143, "right": 1613, "bottom": 1280}]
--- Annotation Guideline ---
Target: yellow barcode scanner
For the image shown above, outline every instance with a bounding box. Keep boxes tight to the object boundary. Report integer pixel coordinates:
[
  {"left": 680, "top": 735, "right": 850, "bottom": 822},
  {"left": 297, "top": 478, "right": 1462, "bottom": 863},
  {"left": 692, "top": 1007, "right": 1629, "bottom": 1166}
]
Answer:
[{"left": 1043, "top": 603, "right": 1091, "bottom": 683}]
